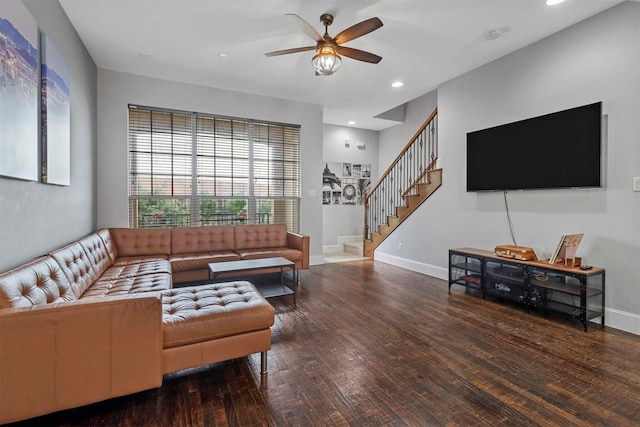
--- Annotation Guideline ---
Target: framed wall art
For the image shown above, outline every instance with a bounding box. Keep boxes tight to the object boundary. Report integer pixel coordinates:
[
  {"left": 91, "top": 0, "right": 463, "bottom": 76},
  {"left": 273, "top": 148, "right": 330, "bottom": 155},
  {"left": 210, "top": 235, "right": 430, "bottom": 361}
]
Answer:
[
  {"left": 0, "top": 1, "right": 39, "bottom": 182},
  {"left": 322, "top": 161, "right": 371, "bottom": 206},
  {"left": 41, "top": 32, "right": 70, "bottom": 185}
]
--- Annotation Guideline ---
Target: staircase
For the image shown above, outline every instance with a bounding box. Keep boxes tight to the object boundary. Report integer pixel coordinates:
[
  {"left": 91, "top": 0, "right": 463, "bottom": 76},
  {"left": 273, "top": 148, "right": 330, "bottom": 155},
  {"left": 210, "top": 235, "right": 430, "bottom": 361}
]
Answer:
[
  {"left": 363, "top": 108, "right": 441, "bottom": 259},
  {"left": 343, "top": 241, "right": 363, "bottom": 256}
]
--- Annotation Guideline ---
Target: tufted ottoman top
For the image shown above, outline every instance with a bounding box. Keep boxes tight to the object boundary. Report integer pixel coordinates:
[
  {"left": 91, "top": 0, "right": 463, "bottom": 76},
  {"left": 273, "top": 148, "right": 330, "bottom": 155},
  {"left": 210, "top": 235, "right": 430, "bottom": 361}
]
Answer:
[{"left": 161, "top": 281, "right": 274, "bottom": 348}]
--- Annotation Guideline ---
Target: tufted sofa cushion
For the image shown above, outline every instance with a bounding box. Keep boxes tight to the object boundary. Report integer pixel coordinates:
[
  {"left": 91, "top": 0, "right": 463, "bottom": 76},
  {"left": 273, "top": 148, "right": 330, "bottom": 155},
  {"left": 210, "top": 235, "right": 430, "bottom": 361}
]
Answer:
[
  {"left": 0, "top": 257, "right": 76, "bottom": 308},
  {"left": 50, "top": 241, "right": 100, "bottom": 299},
  {"left": 78, "top": 229, "right": 115, "bottom": 278},
  {"left": 162, "top": 281, "right": 274, "bottom": 348},
  {"left": 234, "top": 224, "right": 288, "bottom": 250},
  {"left": 169, "top": 252, "right": 241, "bottom": 273},
  {"left": 169, "top": 226, "right": 240, "bottom": 273},
  {"left": 97, "top": 228, "right": 118, "bottom": 260},
  {"left": 113, "top": 255, "right": 169, "bottom": 266},
  {"left": 171, "top": 226, "right": 236, "bottom": 254},
  {"left": 83, "top": 273, "right": 172, "bottom": 298},
  {"left": 110, "top": 228, "right": 171, "bottom": 257},
  {"left": 99, "top": 260, "right": 172, "bottom": 281}
]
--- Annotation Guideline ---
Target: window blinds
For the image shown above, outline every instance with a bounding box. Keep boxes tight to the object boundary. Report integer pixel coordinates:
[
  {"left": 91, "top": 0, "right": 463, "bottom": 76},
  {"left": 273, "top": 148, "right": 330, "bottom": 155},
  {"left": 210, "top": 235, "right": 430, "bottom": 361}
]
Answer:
[{"left": 128, "top": 106, "right": 301, "bottom": 232}]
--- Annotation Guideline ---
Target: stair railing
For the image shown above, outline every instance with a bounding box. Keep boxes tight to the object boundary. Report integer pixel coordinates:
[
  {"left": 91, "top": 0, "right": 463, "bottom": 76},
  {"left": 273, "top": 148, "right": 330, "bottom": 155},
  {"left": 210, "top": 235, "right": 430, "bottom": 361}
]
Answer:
[{"left": 363, "top": 108, "right": 438, "bottom": 240}]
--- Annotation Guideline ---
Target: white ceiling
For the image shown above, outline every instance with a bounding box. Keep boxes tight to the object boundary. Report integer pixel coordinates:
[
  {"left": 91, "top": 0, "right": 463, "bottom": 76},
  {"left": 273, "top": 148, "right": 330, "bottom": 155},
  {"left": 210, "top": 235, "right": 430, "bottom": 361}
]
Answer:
[{"left": 59, "top": 0, "right": 624, "bottom": 131}]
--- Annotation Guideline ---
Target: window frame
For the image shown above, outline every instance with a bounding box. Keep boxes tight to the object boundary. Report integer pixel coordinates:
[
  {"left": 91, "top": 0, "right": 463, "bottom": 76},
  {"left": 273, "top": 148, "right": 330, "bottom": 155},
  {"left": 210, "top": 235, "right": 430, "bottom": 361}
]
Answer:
[{"left": 128, "top": 105, "right": 301, "bottom": 232}]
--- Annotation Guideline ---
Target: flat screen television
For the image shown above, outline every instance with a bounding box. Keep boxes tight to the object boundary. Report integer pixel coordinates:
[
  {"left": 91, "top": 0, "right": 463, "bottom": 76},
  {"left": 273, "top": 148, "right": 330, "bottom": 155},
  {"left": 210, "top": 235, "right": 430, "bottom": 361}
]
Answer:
[{"left": 466, "top": 102, "right": 602, "bottom": 192}]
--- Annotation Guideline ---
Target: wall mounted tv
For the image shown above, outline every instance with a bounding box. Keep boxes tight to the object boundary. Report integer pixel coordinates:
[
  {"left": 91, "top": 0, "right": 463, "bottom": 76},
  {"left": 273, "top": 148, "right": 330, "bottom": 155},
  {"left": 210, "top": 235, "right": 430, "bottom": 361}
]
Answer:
[{"left": 466, "top": 102, "right": 602, "bottom": 192}]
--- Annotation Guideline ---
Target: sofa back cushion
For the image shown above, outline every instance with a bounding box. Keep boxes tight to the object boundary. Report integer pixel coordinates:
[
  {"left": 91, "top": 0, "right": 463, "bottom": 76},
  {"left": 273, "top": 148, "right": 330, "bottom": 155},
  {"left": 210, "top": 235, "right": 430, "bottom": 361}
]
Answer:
[
  {"left": 0, "top": 256, "right": 76, "bottom": 308},
  {"left": 50, "top": 241, "right": 99, "bottom": 299},
  {"left": 97, "top": 228, "right": 118, "bottom": 260},
  {"left": 234, "top": 224, "right": 288, "bottom": 250},
  {"left": 171, "top": 226, "right": 236, "bottom": 254},
  {"left": 78, "top": 230, "right": 116, "bottom": 278},
  {"left": 110, "top": 228, "right": 171, "bottom": 257}
]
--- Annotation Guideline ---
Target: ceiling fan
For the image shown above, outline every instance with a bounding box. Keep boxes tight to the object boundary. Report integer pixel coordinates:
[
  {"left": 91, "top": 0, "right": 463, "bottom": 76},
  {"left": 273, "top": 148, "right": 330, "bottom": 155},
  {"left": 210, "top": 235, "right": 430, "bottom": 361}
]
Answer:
[{"left": 265, "top": 13, "right": 383, "bottom": 76}]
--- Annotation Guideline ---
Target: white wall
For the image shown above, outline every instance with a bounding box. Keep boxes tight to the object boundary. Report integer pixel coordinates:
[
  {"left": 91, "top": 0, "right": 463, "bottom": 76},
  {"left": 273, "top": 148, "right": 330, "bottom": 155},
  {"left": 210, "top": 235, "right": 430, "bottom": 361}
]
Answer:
[
  {"left": 322, "top": 124, "right": 378, "bottom": 247},
  {"left": 377, "top": 2, "right": 640, "bottom": 334},
  {"left": 96, "top": 70, "right": 324, "bottom": 262},
  {"left": 0, "top": 0, "right": 97, "bottom": 272}
]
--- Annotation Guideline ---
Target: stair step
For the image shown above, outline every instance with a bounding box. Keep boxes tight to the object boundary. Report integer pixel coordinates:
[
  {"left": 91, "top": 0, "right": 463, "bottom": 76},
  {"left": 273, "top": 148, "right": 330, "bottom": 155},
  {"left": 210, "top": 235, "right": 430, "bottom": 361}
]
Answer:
[
  {"left": 343, "top": 241, "right": 363, "bottom": 256},
  {"left": 404, "top": 194, "right": 423, "bottom": 208},
  {"left": 396, "top": 205, "right": 411, "bottom": 218},
  {"left": 388, "top": 216, "right": 400, "bottom": 227},
  {"left": 363, "top": 240, "right": 374, "bottom": 258},
  {"left": 378, "top": 223, "right": 392, "bottom": 235},
  {"left": 371, "top": 232, "right": 384, "bottom": 245},
  {"left": 416, "top": 182, "right": 431, "bottom": 193}
]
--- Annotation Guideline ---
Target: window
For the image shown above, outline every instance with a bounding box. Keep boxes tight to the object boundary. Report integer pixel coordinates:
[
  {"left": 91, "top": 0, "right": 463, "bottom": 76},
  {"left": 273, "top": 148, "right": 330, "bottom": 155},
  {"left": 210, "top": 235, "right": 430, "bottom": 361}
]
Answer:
[{"left": 128, "top": 106, "right": 301, "bottom": 232}]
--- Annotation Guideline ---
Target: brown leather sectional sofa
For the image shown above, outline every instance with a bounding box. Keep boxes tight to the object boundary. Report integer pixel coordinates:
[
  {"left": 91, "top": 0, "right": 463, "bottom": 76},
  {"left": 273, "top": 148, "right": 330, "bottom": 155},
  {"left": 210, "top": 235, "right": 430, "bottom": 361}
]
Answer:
[{"left": 0, "top": 224, "right": 309, "bottom": 424}]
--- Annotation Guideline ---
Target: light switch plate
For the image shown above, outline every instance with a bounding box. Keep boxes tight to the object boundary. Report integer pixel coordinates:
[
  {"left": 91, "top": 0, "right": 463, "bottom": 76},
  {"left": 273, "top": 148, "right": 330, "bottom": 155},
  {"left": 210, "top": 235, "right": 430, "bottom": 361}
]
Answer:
[{"left": 633, "top": 177, "right": 640, "bottom": 192}]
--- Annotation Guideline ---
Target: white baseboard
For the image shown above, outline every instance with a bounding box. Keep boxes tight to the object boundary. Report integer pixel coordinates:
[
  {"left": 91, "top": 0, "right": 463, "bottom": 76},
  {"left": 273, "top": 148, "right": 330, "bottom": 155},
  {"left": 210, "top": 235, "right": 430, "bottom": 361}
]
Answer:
[
  {"left": 374, "top": 252, "right": 448, "bottom": 281},
  {"left": 310, "top": 254, "right": 325, "bottom": 266},
  {"left": 604, "top": 308, "right": 640, "bottom": 335},
  {"left": 374, "top": 252, "right": 639, "bottom": 337},
  {"left": 322, "top": 244, "right": 342, "bottom": 254},
  {"left": 323, "top": 235, "right": 363, "bottom": 254}
]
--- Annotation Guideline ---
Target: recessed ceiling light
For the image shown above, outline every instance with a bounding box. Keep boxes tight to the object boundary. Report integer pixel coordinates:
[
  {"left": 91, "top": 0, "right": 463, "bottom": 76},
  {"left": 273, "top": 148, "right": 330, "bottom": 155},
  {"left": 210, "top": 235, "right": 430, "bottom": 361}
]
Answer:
[
  {"left": 546, "top": 0, "right": 565, "bottom": 5},
  {"left": 392, "top": 81, "right": 403, "bottom": 88},
  {"left": 348, "top": 121, "right": 356, "bottom": 125},
  {"left": 485, "top": 29, "right": 502, "bottom": 40}
]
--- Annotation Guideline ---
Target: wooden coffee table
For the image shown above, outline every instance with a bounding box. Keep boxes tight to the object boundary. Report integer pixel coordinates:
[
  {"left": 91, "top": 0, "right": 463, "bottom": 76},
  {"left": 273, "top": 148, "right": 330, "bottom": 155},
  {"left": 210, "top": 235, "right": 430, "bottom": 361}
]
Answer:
[{"left": 208, "top": 257, "right": 297, "bottom": 304}]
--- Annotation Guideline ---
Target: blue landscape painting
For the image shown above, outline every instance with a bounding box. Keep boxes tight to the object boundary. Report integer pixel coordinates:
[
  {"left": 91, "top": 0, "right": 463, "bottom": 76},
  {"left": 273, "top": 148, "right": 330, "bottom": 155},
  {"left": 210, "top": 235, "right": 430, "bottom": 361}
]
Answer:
[
  {"left": 0, "top": 1, "right": 39, "bottom": 181},
  {"left": 41, "top": 32, "right": 70, "bottom": 185}
]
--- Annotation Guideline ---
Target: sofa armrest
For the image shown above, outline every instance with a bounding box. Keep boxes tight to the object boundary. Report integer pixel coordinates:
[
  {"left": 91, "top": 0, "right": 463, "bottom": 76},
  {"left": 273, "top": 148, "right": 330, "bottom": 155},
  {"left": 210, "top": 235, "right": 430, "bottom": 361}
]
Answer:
[
  {"left": 287, "top": 232, "right": 310, "bottom": 269},
  {"left": 0, "top": 294, "right": 163, "bottom": 424}
]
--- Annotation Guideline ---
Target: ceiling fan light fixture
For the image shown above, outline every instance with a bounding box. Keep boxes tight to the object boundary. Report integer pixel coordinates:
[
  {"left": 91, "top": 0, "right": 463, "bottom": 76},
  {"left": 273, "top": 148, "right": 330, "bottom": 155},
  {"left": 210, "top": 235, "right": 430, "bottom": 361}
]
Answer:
[{"left": 312, "top": 45, "right": 342, "bottom": 76}]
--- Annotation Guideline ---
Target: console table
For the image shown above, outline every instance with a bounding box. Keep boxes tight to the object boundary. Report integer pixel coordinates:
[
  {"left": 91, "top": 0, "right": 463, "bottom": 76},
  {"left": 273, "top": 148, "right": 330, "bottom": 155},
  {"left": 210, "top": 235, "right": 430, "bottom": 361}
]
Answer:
[
  {"left": 448, "top": 248, "right": 605, "bottom": 331},
  {"left": 209, "top": 257, "right": 297, "bottom": 305}
]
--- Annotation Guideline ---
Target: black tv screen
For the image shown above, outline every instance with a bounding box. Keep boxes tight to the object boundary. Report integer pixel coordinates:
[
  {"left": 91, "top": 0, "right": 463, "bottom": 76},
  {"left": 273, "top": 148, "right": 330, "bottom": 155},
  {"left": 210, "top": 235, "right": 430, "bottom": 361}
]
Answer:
[{"left": 466, "top": 102, "right": 602, "bottom": 192}]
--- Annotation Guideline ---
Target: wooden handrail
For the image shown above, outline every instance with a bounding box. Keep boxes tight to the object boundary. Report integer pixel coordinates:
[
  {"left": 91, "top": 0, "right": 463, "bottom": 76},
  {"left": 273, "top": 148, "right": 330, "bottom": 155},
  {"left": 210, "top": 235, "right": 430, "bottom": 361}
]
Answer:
[{"left": 363, "top": 108, "right": 438, "bottom": 203}]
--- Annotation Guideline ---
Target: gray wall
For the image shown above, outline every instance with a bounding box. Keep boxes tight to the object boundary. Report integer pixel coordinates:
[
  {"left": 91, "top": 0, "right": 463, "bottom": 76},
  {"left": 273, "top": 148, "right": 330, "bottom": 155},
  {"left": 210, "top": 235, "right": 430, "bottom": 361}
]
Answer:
[
  {"left": 322, "top": 124, "right": 378, "bottom": 246},
  {"left": 0, "top": 0, "right": 97, "bottom": 272},
  {"left": 96, "top": 70, "right": 324, "bottom": 263},
  {"left": 377, "top": 2, "right": 640, "bottom": 334},
  {"left": 379, "top": 91, "right": 438, "bottom": 170}
]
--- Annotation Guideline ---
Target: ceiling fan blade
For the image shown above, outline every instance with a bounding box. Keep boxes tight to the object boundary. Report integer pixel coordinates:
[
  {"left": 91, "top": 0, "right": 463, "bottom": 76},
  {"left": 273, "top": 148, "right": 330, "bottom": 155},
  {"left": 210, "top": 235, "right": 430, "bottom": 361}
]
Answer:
[
  {"left": 334, "top": 17, "right": 383, "bottom": 45},
  {"left": 265, "top": 46, "right": 316, "bottom": 57},
  {"left": 336, "top": 46, "right": 382, "bottom": 64},
  {"left": 285, "top": 13, "right": 323, "bottom": 42}
]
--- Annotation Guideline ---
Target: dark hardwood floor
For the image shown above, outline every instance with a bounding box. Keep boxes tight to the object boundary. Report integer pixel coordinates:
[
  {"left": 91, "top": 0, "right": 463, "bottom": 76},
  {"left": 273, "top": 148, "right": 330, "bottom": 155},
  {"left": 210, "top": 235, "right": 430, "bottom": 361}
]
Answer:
[{"left": 9, "top": 260, "right": 640, "bottom": 426}]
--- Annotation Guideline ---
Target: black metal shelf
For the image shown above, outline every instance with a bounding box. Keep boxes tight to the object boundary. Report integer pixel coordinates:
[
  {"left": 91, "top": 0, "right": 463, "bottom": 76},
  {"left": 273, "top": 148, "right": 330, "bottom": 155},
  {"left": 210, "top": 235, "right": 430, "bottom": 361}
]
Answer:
[
  {"left": 448, "top": 248, "right": 605, "bottom": 331},
  {"left": 450, "top": 262, "right": 482, "bottom": 274},
  {"left": 484, "top": 287, "right": 527, "bottom": 303},
  {"left": 486, "top": 271, "right": 526, "bottom": 285},
  {"left": 256, "top": 283, "right": 295, "bottom": 299},
  {"left": 448, "top": 251, "right": 485, "bottom": 296}
]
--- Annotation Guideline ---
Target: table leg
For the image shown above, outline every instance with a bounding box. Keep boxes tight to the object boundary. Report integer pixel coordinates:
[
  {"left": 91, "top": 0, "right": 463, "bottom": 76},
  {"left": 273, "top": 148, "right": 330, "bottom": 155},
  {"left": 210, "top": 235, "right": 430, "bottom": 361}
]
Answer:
[{"left": 293, "top": 266, "right": 297, "bottom": 305}]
